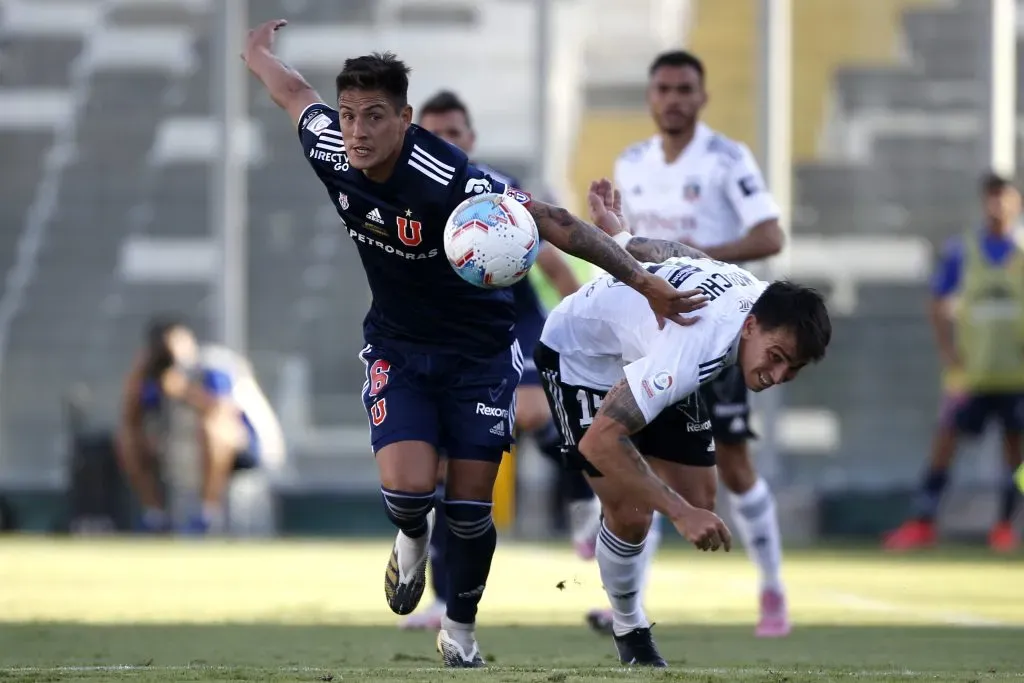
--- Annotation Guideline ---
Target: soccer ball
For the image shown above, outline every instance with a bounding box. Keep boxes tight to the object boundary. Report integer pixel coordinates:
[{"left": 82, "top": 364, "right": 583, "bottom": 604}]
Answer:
[{"left": 443, "top": 191, "right": 540, "bottom": 288}]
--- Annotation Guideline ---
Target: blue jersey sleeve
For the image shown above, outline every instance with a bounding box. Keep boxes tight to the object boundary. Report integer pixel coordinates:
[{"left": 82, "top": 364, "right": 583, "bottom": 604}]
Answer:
[
  {"left": 296, "top": 103, "right": 348, "bottom": 176},
  {"left": 446, "top": 163, "right": 512, "bottom": 213},
  {"left": 201, "top": 369, "right": 233, "bottom": 397},
  {"left": 139, "top": 379, "right": 162, "bottom": 410},
  {"left": 932, "top": 236, "right": 964, "bottom": 298}
]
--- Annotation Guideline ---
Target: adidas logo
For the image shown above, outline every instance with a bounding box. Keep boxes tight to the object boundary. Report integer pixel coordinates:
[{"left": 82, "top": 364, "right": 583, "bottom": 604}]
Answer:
[
  {"left": 366, "top": 208, "right": 384, "bottom": 224},
  {"left": 489, "top": 421, "right": 505, "bottom": 437}
]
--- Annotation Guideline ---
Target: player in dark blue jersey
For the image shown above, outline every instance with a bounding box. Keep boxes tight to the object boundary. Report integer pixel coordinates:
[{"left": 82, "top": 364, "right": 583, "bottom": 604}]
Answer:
[
  {"left": 243, "top": 19, "right": 706, "bottom": 667},
  {"left": 395, "top": 91, "right": 599, "bottom": 631}
]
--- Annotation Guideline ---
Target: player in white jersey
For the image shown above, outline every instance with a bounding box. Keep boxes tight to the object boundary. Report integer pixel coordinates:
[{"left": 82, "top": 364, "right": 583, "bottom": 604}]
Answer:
[
  {"left": 609, "top": 50, "right": 791, "bottom": 638},
  {"left": 117, "top": 317, "right": 285, "bottom": 534},
  {"left": 534, "top": 180, "right": 830, "bottom": 666}
]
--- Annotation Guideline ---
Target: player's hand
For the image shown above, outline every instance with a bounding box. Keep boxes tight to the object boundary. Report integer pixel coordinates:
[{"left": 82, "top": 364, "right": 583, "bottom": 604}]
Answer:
[
  {"left": 671, "top": 507, "right": 732, "bottom": 552},
  {"left": 641, "top": 275, "right": 708, "bottom": 328},
  {"left": 242, "top": 19, "right": 287, "bottom": 64},
  {"left": 587, "top": 178, "right": 629, "bottom": 237}
]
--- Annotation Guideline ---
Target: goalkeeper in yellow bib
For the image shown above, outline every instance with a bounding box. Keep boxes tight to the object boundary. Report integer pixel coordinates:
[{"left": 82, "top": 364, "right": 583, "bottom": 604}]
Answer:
[{"left": 885, "top": 172, "right": 1023, "bottom": 552}]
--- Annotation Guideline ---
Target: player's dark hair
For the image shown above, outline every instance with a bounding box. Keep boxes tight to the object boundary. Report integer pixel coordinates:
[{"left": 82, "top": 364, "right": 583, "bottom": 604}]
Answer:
[
  {"left": 418, "top": 90, "right": 473, "bottom": 130},
  {"left": 981, "top": 171, "right": 1014, "bottom": 195},
  {"left": 143, "top": 315, "right": 184, "bottom": 379},
  {"left": 648, "top": 50, "right": 705, "bottom": 81},
  {"left": 750, "top": 281, "right": 831, "bottom": 363},
  {"left": 335, "top": 52, "right": 411, "bottom": 110}
]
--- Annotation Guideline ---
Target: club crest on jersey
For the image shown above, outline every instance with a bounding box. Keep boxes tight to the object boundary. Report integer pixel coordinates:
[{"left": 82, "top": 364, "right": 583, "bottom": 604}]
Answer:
[
  {"left": 504, "top": 187, "right": 531, "bottom": 206},
  {"left": 338, "top": 192, "right": 349, "bottom": 210},
  {"left": 683, "top": 179, "right": 701, "bottom": 201}
]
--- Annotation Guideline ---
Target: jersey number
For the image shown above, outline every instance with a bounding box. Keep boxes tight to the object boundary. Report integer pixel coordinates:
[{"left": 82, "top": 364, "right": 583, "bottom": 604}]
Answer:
[
  {"left": 367, "top": 360, "right": 391, "bottom": 397},
  {"left": 396, "top": 217, "right": 423, "bottom": 247},
  {"left": 576, "top": 389, "right": 604, "bottom": 428}
]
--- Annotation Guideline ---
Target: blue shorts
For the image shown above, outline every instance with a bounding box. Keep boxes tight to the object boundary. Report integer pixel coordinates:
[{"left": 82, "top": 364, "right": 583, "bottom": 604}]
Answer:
[
  {"left": 359, "top": 340, "right": 523, "bottom": 462},
  {"left": 515, "top": 312, "right": 545, "bottom": 387},
  {"left": 940, "top": 392, "right": 1024, "bottom": 436}
]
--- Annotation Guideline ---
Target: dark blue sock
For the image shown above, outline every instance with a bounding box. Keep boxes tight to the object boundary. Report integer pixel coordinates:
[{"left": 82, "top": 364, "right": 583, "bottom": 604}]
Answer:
[
  {"left": 444, "top": 498, "right": 497, "bottom": 625},
  {"left": 912, "top": 468, "right": 949, "bottom": 523},
  {"left": 429, "top": 485, "right": 449, "bottom": 602},
  {"left": 380, "top": 487, "right": 434, "bottom": 538},
  {"left": 999, "top": 472, "right": 1019, "bottom": 523}
]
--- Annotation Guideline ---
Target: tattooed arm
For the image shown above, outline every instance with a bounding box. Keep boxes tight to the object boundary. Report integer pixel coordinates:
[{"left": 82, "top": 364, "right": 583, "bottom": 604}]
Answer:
[
  {"left": 625, "top": 236, "right": 710, "bottom": 263},
  {"left": 243, "top": 19, "right": 322, "bottom": 125},
  {"left": 578, "top": 380, "right": 732, "bottom": 550},
  {"left": 577, "top": 380, "right": 692, "bottom": 519},
  {"left": 527, "top": 200, "right": 654, "bottom": 296},
  {"left": 527, "top": 201, "right": 706, "bottom": 326}
]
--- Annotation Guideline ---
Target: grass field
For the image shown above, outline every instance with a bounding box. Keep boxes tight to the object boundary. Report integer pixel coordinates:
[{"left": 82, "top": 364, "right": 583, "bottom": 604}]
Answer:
[{"left": 1, "top": 537, "right": 1022, "bottom": 681}]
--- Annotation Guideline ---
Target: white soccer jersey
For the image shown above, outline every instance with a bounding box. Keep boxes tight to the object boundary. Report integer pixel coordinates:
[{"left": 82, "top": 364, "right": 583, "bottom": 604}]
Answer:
[
  {"left": 614, "top": 123, "right": 780, "bottom": 248},
  {"left": 540, "top": 256, "right": 768, "bottom": 424}
]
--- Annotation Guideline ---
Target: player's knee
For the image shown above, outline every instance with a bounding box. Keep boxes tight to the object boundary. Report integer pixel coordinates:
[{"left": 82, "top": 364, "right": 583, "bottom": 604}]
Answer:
[
  {"left": 601, "top": 501, "right": 652, "bottom": 545},
  {"left": 443, "top": 499, "right": 495, "bottom": 541},
  {"left": 381, "top": 486, "right": 436, "bottom": 536},
  {"left": 197, "top": 413, "right": 241, "bottom": 466},
  {"left": 514, "top": 388, "right": 550, "bottom": 433},
  {"left": 688, "top": 476, "right": 717, "bottom": 511}
]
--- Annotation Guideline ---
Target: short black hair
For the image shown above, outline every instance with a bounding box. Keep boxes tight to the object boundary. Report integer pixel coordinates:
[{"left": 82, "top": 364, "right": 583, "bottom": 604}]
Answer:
[
  {"left": 418, "top": 89, "right": 473, "bottom": 129},
  {"left": 335, "top": 52, "right": 411, "bottom": 110},
  {"left": 750, "top": 281, "right": 831, "bottom": 363},
  {"left": 981, "top": 171, "right": 1014, "bottom": 195},
  {"left": 143, "top": 315, "right": 185, "bottom": 379},
  {"left": 648, "top": 50, "right": 705, "bottom": 81}
]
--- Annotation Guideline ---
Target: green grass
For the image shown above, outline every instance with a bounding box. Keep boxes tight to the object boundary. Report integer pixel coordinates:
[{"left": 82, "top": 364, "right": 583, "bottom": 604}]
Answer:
[{"left": 0, "top": 538, "right": 1022, "bottom": 681}]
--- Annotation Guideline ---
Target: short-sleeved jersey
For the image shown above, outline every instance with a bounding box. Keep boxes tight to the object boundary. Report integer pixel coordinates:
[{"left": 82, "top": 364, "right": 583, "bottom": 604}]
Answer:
[
  {"left": 614, "top": 123, "right": 780, "bottom": 249},
  {"left": 540, "top": 256, "right": 767, "bottom": 425},
  {"left": 298, "top": 103, "right": 518, "bottom": 355}
]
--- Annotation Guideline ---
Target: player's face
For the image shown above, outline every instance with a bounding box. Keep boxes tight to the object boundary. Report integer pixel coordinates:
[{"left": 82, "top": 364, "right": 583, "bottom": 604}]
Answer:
[
  {"left": 419, "top": 110, "right": 475, "bottom": 155},
  {"left": 337, "top": 89, "right": 412, "bottom": 172},
  {"left": 165, "top": 326, "right": 198, "bottom": 367},
  {"left": 984, "top": 186, "right": 1021, "bottom": 226},
  {"left": 647, "top": 65, "right": 706, "bottom": 135},
  {"left": 738, "top": 316, "right": 806, "bottom": 392}
]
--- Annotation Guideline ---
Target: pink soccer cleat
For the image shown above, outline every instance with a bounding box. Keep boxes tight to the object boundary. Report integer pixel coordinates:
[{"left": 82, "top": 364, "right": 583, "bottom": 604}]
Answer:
[
  {"left": 755, "top": 588, "right": 791, "bottom": 638},
  {"left": 568, "top": 498, "right": 601, "bottom": 560}
]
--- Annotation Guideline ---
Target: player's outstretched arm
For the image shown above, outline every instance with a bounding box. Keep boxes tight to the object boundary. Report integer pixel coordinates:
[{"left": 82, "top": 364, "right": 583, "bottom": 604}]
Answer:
[
  {"left": 526, "top": 200, "right": 705, "bottom": 327},
  {"left": 586, "top": 178, "right": 710, "bottom": 263},
  {"left": 243, "top": 19, "right": 322, "bottom": 126},
  {"left": 578, "top": 380, "right": 731, "bottom": 552}
]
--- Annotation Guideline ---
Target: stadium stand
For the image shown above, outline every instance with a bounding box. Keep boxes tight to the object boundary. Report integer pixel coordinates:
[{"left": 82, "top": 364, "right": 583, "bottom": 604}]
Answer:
[{"left": 0, "top": 0, "right": 1014, "bottom": 502}]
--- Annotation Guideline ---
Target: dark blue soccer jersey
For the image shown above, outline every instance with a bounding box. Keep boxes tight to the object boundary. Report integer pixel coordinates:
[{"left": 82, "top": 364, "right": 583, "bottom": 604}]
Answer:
[{"left": 297, "top": 103, "right": 518, "bottom": 356}]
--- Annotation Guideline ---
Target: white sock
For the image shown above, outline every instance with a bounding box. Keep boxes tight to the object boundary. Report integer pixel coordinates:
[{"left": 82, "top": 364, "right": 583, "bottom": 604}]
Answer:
[
  {"left": 596, "top": 520, "right": 649, "bottom": 636},
  {"left": 636, "top": 512, "right": 663, "bottom": 606},
  {"left": 728, "top": 477, "right": 783, "bottom": 592},
  {"left": 395, "top": 510, "right": 434, "bottom": 579}
]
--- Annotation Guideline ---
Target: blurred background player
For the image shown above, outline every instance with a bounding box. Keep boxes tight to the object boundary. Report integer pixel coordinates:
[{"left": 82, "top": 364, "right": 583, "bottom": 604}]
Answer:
[
  {"left": 603, "top": 49, "right": 789, "bottom": 638},
  {"left": 116, "top": 317, "right": 285, "bottom": 534},
  {"left": 884, "top": 172, "right": 1023, "bottom": 553},
  {"left": 402, "top": 90, "right": 599, "bottom": 630}
]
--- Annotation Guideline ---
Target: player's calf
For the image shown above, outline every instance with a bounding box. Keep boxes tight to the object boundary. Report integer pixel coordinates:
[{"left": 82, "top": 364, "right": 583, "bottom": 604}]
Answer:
[{"left": 381, "top": 486, "right": 436, "bottom": 615}]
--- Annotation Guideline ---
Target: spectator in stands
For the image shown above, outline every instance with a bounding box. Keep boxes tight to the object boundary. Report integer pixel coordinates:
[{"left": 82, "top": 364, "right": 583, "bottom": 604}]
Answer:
[
  {"left": 116, "top": 317, "right": 284, "bottom": 534},
  {"left": 884, "top": 172, "right": 1023, "bottom": 553}
]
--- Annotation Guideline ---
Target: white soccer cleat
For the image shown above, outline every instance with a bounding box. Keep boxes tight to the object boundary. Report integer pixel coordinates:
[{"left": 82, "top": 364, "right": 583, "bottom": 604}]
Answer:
[
  {"left": 384, "top": 509, "right": 435, "bottom": 615},
  {"left": 437, "top": 618, "right": 485, "bottom": 668}
]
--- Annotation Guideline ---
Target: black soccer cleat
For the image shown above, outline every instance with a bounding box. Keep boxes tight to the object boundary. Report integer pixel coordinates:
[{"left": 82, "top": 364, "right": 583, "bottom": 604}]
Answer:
[
  {"left": 586, "top": 609, "right": 614, "bottom": 636},
  {"left": 613, "top": 626, "right": 668, "bottom": 667},
  {"left": 383, "top": 512, "right": 433, "bottom": 615}
]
